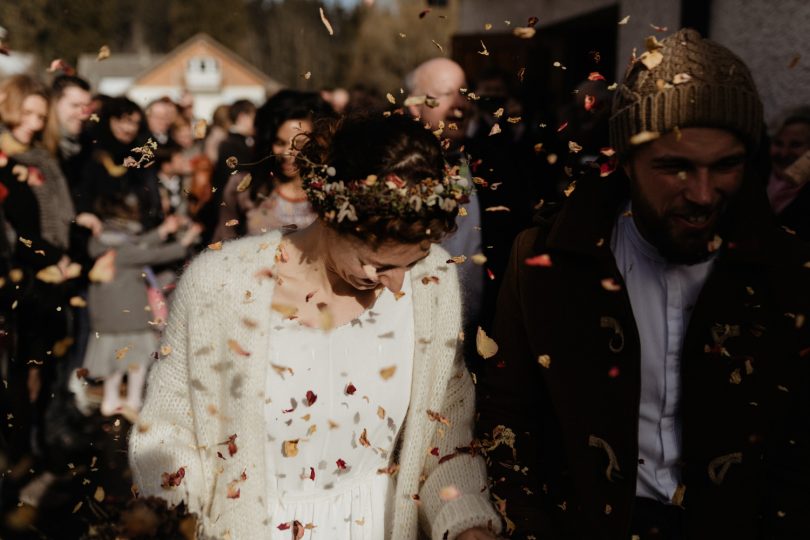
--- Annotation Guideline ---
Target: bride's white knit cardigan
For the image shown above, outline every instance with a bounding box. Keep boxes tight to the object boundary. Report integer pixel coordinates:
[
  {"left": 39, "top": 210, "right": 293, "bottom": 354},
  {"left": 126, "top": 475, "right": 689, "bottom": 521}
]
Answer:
[{"left": 129, "top": 230, "right": 501, "bottom": 539}]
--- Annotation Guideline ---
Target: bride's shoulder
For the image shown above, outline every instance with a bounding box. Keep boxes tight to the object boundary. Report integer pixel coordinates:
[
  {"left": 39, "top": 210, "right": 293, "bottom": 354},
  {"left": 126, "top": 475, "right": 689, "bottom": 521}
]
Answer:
[{"left": 178, "top": 231, "right": 283, "bottom": 291}]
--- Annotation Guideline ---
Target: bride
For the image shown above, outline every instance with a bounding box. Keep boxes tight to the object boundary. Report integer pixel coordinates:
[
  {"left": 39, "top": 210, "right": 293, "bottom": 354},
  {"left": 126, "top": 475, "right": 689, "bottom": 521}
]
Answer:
[{"left": 129, "top": 113, "right": 501, "bottom": 539}]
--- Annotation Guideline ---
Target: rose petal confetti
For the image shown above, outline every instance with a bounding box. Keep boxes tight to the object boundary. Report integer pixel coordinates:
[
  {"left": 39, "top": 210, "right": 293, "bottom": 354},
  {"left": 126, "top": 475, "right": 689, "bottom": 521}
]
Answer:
[
  {"left": 227, "top": 339, "right": 250, "bottom": 357},
  {"left": 305, "top": 390, "right": 317, "bottom": 406},
  {"left": 788, "top": 54, "right": 801, "bottom": 69},
  {"left": 588, "top": 72, "right": 606, "bottom": 81},
  {"left": 601, "top": 278, "right": 622, "bottom": 291},
  {"left": 478, "top": 40, "right": 489, "bottom": 56},
  {"left": 160, "top": 466, "right": 186, "bottom": 488},
  {"left": 345, "top": 382, "right": 357, "bottom": 395},
  {"left": 439, "top": 485, "right": 462, "bottom": 501},
  {"left": 283, "top": 440, "right": 300, "bottom": 457},
  {"left": 525, "top": 254, "right": 553, "bottom": 267},
  {"left": 379, "top": 365, "right": 397, "bottom": 380},
  {"left": 359, "top": 428, "right": 371, "bottom": 447},
  {"left": 618, "top": 15, "right": 630, "bottom": 25},
  {"left": 427, "top": 410, "right": 451, "bottom": 425},
  {"left": 236, "top": 173, "right": 252, "bottom": 192},
  {"left": 96, "top": 45, "right": 111, "bottom": 61},
  {"left": 538, "top": 354, "right": 551, "bottom": 368},
  {"left": 319, "top": 7, "right": 334, "bottom": 35},
  {"left": 476, "top": 327, "right": 498, "bottom": 359},
  {"left": 629, "top": 131, "right": 661, "bottom": 146},
  {"left": 471, "top": 253, "right": 488, "bottom": 265}
]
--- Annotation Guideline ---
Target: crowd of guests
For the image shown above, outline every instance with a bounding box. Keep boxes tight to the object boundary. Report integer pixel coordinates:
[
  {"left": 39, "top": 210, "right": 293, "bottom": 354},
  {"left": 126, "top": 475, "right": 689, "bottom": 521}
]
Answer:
[{"left": 0, "top": 25, "right": 808, "bottom": 540}]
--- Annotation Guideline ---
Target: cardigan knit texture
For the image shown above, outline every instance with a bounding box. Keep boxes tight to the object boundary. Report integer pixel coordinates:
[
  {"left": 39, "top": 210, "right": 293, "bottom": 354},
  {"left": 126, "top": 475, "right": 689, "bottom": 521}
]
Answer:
[{"left": 129, "top": 230, "right": 501, "bottom": 540}]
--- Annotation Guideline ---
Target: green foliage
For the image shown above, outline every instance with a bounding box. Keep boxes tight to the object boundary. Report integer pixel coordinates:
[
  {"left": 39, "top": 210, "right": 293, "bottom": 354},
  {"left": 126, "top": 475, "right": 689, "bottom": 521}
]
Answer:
[{"left": 0, "top": 0, "right": 457, "bottom": 94}]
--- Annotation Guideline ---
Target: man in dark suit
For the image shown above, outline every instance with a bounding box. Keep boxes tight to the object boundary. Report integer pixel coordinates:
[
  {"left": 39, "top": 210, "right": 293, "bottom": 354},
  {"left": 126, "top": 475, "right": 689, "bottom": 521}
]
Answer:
[{"left": 477, "top": 28, "right": 810, "bottom": 540}]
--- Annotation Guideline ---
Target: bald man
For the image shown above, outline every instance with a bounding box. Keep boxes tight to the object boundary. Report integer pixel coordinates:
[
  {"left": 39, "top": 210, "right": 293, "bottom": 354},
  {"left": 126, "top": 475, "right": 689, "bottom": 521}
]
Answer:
[{"left": 406, "top": 57, "right": 471, "bottom": 147}]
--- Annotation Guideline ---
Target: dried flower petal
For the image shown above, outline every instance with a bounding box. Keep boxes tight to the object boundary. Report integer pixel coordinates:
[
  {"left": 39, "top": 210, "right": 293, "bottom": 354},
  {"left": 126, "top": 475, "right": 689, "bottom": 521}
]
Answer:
[
  {"left": 379, "top": 365, "right": 397, "bottom": 380},
  {"left": 427, "top": 409, "right": 451, "bottom": 425},
  {"left": 439, "top": 485, "right": 461, "bottom": 501},
  {"left": 476, "top": 326, "right": 498, "bottom": 359},
  {"left": 630, "top": 131, "right": 661, "bottom": 146},
  {"left": 319, "top": 7, "right": 334, "bottom": 35},
  {"left": 283, "top": 440, "right": 300, "bottom": 457},
  {"left": 525, "top": 254, "right": 553, "bottom": 267},
  {"left": 305, "top": 390, "right": 318, "bottom": 406},
  {"left": 96, "top": 45, "right": 111, "bottom": 61},
  {"left": 236, "top": 173, "right": 252, "bottom": 192},
  {"left": 227, "top": 339, "right": 250, "bottom": 357},
  {"left": 160, "top": 467, "right": 186, "bottom": 488}
]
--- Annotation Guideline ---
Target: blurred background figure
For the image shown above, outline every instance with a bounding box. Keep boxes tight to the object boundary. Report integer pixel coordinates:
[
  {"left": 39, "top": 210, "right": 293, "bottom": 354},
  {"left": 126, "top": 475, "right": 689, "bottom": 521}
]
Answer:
[
  {"left": 203, "top": 103, "right": 230, "bottom": 164},
  {"left": 144, "top": 96, "right": 178, "bottom": 145},
  {"left": 766, "top": 106, "right": 810, "bottom": 239},
  {"left": 213, "top": 90, "right": 329, "bottom": 241},
  {"left": 83, "top": 191, "right": 199, "bottom": 417},
  {"left": 0, "top": 75, "right": 95, "bottom": 507},
  {"left": 320, "top": 86, "right": 349, "bottom": 114},
  {"left": 77, "top": 97, "right": 163, "bottom": 231},
  {"left": 47, "top": 75, "right": 92, "bottom": 202},
  {"left": 198, "top": 99, "right": 256, "bottom": 243}
]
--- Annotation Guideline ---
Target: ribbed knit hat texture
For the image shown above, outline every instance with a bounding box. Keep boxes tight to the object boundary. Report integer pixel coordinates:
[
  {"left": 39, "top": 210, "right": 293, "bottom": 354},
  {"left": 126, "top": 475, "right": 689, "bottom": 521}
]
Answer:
[{"left": 609, "top": 28, "right": 763, "bottom": 156}]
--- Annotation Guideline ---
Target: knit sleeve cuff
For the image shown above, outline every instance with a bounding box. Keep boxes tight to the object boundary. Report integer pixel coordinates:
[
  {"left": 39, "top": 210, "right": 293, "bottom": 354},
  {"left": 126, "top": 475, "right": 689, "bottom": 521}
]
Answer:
[{"left": 429, "top": 493, "right": 503, "bottom": 540}]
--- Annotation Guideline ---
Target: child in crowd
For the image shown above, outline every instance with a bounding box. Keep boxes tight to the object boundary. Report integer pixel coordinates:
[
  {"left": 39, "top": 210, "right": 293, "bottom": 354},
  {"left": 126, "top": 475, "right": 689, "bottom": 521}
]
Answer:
[{"left": 83, "top": 191, "right": 200, "bottom": 416}]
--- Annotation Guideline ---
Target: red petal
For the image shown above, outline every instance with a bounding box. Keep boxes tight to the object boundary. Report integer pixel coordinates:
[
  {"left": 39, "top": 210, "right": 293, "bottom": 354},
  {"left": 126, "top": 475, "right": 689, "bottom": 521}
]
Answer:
[
  {"left": 557, "top": 121, "right": 569, "bottom": 132},
  {"left": 305, "top": 390, "right": 318, "bottom": 406},
  {"left": 345, "top": 383, "right": 356, "bottom": 395},
  {"left": 309, "top": 467, "right": 315, "bottom": 481},
  {"left": 588, "top": 71, "right": 606, "bottom": 81},
  {"left": 336, "top": 458, "right": 347, "bottom": 470},
  {"left": 277, "top": 522, "right": 291, "bottom": 530},
  {"left": 525, "top": 254, "right": 553, "bottom": 267}
]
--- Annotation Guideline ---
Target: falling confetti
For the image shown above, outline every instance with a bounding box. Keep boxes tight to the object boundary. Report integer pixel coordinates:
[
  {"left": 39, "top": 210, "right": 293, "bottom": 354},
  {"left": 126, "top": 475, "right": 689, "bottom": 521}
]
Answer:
[
  {"left": 319, "top": 7, "right": 334, "bottom": 35},
  {"left": 96, "top": 45, "right": 111, "bottom": 61},
  {"left": 476, "top": 327, "right": 498, "bottom": 359}
]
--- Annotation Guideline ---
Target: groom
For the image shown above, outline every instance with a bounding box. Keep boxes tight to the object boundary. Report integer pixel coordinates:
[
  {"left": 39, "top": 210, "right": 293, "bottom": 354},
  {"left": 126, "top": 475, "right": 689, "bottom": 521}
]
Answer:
[{"left": 477, "top": 29, "right": 810, "bottom": 539}]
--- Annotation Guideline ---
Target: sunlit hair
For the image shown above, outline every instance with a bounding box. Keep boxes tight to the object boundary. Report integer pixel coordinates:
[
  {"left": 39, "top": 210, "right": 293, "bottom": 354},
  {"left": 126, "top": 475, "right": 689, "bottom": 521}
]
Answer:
[
  {"left": 252, "top": 89, "right": 332, "bottom": 196},
  {"left": 0, "top": 74, "right": 51, "bottom": 149},
  {"left": 299, "top": 113, "right": 467, "bottom": 247}
]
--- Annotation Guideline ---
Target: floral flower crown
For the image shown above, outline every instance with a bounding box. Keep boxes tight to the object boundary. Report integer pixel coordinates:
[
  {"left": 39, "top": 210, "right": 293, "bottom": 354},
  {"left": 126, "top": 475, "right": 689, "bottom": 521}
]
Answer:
[{"left": 302, "top": 164, "right": 472, "bottom": 224}]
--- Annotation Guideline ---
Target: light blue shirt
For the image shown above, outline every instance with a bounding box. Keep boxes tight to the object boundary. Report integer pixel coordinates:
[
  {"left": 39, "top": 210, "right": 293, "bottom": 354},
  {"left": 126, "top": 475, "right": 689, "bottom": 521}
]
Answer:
[
  {"left": 610, "top": 205, "right": 715, "bottom": 502},
  {"left": 441, "top": 162, "right": 483, "bottom": 329}
]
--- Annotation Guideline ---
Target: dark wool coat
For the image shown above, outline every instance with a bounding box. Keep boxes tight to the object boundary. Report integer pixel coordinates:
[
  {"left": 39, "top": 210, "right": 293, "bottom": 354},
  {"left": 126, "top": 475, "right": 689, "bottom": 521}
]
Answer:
[{"left": 476, "top": 170, "right": 810, "bottom": 539}]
